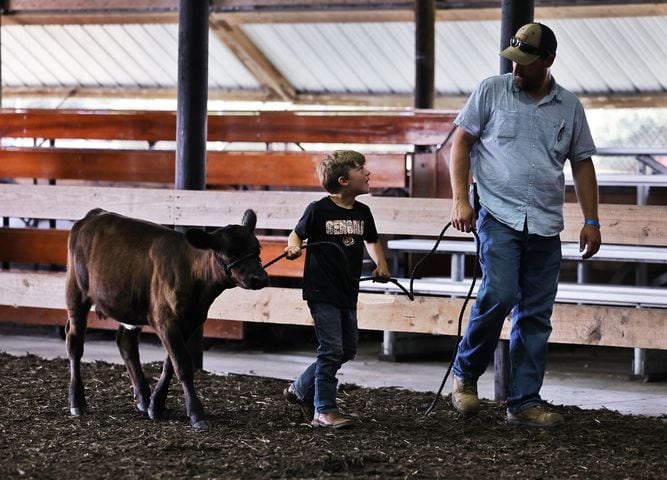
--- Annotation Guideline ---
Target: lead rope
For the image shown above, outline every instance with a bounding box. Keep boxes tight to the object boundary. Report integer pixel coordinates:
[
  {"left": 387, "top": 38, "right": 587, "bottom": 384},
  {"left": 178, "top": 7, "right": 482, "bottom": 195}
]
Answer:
[
  {"left": 420, "top": 223, "right": 480, "bottom": 415},
  {"left": 262, "top": 224, "right": 480, "bottom": 415}
]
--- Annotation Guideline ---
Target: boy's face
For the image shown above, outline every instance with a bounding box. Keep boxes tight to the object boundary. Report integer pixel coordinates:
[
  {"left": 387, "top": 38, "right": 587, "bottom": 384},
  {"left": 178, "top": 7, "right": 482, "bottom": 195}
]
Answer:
[{"left": 339, "top": 164, "right": 370, "bottom": 195}]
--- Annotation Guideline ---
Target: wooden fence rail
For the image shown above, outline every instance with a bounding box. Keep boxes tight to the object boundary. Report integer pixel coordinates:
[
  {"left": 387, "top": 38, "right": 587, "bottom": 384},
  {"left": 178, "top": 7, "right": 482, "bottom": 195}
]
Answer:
[
  {"left": 0, "top": 271, "right": 664, "bottom": 350},
  {"left": 0, "top": 148, "right": 407, "bottom": 189},
  {"left": 1, "top": 108, "right": 665, "bottom": 351},
  {"left": 0, "top": 109, "right": 457, "bottom": 145},
  {"left": 1, "top": 184, "right": 665, "bottom": 245},
  {"left": 0, "top": 185, "right": 665, "bottom": 349}
]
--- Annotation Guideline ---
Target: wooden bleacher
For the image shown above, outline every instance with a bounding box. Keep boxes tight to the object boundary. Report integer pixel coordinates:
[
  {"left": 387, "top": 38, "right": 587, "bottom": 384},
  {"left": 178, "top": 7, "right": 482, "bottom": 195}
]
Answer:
[
  {"left": 0, "top": 108, "right": 665, "bottom": 352},
  {"left": 0, "top": 183, "right": 665, "bottom": 350},
  {"left": 0, "top": 108, "right": 455, "bottom": 338}
]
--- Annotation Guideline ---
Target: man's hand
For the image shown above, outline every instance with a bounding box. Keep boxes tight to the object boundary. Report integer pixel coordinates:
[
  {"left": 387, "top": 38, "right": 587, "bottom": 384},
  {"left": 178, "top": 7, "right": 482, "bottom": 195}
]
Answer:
[
  {"left": 579, "top": 225, "right": 601, "bottom": 259},
  {"left": 451, "top": 199, "right": 476, "bottom": 233},
  {"left": 284, "top": 245, "right": 302, "bottom": 260}
]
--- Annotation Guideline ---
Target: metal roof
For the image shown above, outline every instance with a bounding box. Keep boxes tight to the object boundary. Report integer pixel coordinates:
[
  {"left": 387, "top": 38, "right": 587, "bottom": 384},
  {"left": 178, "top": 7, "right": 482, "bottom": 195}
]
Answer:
[
  {"left": 1, "top": 16, "right": 666, "bottom": 103},
  {"left": 242, "top": 16, "right": 667, "bottom": 96},
  {"left": 0, "top": 23, "right": 258, "bottom": 90}
]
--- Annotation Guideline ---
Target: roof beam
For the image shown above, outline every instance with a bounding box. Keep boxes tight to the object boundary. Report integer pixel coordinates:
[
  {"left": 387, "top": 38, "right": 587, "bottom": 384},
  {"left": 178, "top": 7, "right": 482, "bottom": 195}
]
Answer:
[
  {"left": 4, "top": 86, "right": 666, "bottom": 110},
  {"left": 3, "top": 0, "right": 666, "bottom": 16},
  {"left": 209, "top": 17, "right": 295, "bottom": 102},
  {"left": 2, "top": 0, "right": 179, "bottom": 12},
  {"left": 211, "top": 0, "right": 667, "bottom": 13},
  {"left": 2, "top": 3, "right": 665, "bottom": 26},
  {"left": 3, "top": 4, "right": 665, "bottom": 25}
]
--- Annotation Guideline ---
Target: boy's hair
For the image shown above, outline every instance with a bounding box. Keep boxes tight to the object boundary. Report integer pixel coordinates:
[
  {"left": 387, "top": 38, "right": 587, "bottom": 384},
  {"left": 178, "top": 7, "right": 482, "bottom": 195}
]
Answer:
[{"left": 317, "top": 150, "right": 366, "bottom": 194}]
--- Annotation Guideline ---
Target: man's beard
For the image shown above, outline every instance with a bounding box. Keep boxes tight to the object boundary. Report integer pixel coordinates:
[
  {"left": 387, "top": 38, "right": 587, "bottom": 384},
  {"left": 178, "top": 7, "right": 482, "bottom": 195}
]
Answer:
[{"left": 513, "top": 71, "right": 547, "bottom": 93}]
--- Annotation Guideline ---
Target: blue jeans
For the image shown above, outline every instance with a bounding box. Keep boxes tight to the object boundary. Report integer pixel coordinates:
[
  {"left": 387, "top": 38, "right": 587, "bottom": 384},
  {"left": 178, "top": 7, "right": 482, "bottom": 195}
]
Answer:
[
  {"left": 292, "top": 302, "right": 358, "bottom": 413},
  {"left": 452, "top": 208, "right": 562, "bottom": 413}
]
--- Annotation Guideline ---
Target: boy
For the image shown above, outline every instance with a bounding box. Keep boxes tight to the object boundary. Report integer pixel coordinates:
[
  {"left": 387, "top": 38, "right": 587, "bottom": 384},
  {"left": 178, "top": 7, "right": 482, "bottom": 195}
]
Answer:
[{"left": 283, "top": 150, "right": 390, "bottom": 429}]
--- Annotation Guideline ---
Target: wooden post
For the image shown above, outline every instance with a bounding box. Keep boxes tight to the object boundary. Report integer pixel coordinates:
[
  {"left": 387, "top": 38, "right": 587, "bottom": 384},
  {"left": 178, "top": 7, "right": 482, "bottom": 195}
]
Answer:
[
  {"left": 494, "top": 0, "right": 534, "bottom": 402},
  {"left": 176, "top": 0, "right": 209, "bottom": 370}
]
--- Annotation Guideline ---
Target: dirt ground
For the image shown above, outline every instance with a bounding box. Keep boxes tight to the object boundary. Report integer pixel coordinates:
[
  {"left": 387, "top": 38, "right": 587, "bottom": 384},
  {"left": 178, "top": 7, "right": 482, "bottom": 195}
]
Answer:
[{"left": 0, "top": 351, "right": 664, "bottom": 480}]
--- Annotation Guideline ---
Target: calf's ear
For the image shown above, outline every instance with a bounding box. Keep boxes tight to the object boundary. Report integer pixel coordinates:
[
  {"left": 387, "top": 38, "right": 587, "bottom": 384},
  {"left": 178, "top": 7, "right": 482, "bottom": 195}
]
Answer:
[
  {"left": 242, "top": 209, "right": 257, "bottom": 233},
  {"left": 185, "top": 228, "right": 214, "bottom": 250}
]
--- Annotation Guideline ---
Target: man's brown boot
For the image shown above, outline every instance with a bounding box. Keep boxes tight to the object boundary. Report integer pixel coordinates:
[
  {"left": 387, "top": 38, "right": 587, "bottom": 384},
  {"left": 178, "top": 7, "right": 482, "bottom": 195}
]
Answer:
[
  {"left": 452, "top": 376, "right": 481, "bottom": 415},
  {"left": 507, "top": 406, "right": 564, "bottom": 427}
]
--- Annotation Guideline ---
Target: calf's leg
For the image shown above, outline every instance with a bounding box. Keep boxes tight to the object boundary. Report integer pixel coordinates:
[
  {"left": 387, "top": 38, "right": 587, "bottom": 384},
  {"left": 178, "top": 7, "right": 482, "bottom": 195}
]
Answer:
[
  {"left": 148, "top": 355, "right": 173, "bottom": 421},
  {"left": 155, "top": 324, "right": 210, "bottom": 430},
  {"left": 116, "top": 325, "right": 151, "bottom": 414},
  {"left": 65, "top": 276, "right": 91, "bottom": 416}
]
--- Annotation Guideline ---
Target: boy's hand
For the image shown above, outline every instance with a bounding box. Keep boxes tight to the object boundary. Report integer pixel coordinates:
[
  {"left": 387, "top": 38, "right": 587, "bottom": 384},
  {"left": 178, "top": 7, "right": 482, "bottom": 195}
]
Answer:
[
  {"left": 372, "top": 265, "right": 390, "bottom": 283},
  {"left": 284, "top": 245, "right": 302, "bottom": 260}
]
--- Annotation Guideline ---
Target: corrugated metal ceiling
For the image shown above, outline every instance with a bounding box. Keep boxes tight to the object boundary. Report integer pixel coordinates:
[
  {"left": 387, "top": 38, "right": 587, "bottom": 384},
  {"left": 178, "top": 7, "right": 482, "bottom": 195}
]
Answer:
[
  {"left": 1, "top": 16, "right": 666, "bottom": 101},
  {"left": 1, "top": 23, "right": 258, "bottom": 90}
]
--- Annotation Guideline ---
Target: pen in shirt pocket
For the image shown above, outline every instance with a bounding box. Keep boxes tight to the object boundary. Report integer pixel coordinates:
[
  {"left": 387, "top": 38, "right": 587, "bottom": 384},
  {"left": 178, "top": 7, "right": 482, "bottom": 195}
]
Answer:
[{"left": 557, "top": 119, "right": 565, "bottom": 142}]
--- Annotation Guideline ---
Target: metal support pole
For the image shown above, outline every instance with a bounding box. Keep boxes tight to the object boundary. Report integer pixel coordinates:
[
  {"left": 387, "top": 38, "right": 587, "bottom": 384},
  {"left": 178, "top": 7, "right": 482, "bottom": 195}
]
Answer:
[
  {"left": 415, "top": 0, "right": 435, "bottom": 110},
  {"left": 176, "top": 0, "right": 209, "bottom": 192},
  {"left": 380, "top": 1, "right": 436, "bottom": 361},
  {"left": 411, "top": 0, "right": 437, "bottom": 197},
  {"left": 176, "top": 0, "right": 209, "bottom": 370},
  {"left": 499, "top": 0, "right": 534, "bottom": 75},
  {"left": 1, "top": 7, "right": 7, "bottom": 270},
  {"left": 0, "top": 6, "right": 3, "bottom": 108},
  {"left": 451, "top": 254, "right": 465, "bottom": 282},
  {"left": 494, "top": 0, "right": 534, "bottom": 402},
  {"left": 633, "top": 163, "right": 649, "bottom": 377}
]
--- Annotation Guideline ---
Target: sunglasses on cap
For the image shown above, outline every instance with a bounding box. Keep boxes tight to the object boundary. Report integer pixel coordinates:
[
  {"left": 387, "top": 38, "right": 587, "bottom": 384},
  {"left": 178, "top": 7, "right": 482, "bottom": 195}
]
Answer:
[{"left": 509, "top": 36, "right": 552, "bottom": 57}]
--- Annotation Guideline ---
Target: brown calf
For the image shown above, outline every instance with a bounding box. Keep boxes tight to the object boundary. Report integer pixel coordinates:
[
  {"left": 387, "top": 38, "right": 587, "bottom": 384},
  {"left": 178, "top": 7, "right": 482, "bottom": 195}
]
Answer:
[{"left": 65, "top": 208, "right": 269, "bottom": 429}]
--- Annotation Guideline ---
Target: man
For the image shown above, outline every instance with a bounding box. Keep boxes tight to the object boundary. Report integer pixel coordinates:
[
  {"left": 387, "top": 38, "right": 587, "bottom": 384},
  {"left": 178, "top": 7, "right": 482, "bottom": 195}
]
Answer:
[{"left": 449, "top": 23, "right": 601, "bottom": 427}]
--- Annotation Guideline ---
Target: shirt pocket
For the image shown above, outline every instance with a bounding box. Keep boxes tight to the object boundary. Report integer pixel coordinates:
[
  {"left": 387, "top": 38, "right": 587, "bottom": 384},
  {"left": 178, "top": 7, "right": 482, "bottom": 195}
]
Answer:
[
  {"left": 551, "top": 119, "right": 572, "bottom": 160},
  {"left": 496, "top": 112, "right": 522, "bottom": 140}
]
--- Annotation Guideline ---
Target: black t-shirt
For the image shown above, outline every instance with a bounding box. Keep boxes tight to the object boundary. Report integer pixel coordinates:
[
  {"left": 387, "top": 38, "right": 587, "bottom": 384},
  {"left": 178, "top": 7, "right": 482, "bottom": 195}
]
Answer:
[{"left": 294, "top": 196, "right": 379, "bottom": 308}]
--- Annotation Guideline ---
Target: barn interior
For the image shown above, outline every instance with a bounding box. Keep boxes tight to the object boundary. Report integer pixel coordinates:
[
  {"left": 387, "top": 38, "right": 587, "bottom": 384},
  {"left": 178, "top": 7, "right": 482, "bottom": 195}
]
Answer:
[{"left": 0, "top": 0, "right": 665, "bottom": 424}]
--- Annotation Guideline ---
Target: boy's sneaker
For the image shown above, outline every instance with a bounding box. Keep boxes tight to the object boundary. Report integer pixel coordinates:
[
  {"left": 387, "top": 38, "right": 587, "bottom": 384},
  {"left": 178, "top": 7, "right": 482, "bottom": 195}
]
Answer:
[
  {"left": 311, "top": 411, "right": 353, "bottom": 429},
  {"left": 452, "top": 376, "right": 481, "bottom": 415},
  {"left": 507, "top": 406, "right": 564, "bottom": 427},
  {"left": 283, "top": 384, "right": 314, "bottom": 422}
]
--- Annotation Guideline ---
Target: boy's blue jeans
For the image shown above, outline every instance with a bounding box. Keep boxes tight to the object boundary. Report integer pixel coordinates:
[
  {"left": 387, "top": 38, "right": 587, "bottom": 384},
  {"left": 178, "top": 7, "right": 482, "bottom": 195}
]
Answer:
[
  {"left": 452, "top": 208, "right": 562, "bottom": 413},
  {"left": 292, "top": 302, "right": 358, "bottom": 413}
]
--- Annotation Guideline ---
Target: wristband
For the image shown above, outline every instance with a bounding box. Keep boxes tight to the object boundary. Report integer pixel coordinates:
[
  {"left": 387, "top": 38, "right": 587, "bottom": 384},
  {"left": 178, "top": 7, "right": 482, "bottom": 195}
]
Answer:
[{"left": 584, "top": 219, "right": 600, "bottom": 228}]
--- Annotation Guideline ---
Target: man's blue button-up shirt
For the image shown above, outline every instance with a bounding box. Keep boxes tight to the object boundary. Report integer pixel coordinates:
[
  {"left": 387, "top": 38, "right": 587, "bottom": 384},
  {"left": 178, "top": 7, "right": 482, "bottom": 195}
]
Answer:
[{"left": 455, "top": 72, "right": 597, "bottom": 236}]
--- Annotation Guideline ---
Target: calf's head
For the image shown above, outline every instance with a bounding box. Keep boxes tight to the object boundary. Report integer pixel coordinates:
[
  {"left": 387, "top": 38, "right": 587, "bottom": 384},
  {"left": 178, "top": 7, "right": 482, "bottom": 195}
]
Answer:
[{"left": 185, "top": 209, "right": 269, "bottom": 290}]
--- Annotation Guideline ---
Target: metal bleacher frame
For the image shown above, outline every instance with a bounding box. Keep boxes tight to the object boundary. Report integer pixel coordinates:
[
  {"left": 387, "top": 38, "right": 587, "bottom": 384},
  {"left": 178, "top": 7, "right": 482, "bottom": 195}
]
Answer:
[{"left": 380, "top": 148, "right": 667, "bottom": 376}]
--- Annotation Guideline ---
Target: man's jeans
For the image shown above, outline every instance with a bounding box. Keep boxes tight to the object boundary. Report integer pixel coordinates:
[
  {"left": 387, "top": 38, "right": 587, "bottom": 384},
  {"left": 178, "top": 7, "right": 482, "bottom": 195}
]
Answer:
[
  {"left": 292, "top": 302, "right": 358, "bottom": 413},
  {"left": 452, "top": 208, "right": 562, "bottom": 413}
]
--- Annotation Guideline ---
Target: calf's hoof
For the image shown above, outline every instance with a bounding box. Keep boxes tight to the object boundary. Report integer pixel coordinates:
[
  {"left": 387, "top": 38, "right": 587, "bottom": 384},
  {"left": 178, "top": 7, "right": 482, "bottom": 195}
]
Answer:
[
  {"left": 148, "top": 409, "right": 162, "bottom": 421},
  {"left": 192, "top": 419, "right": 211, "bottom": 431},
  {"left": 148, "top": 404, "right": 165, "bottom": 421},
  {"left": 136, "top": 401, "right": 150, "bottom": 415},
  {"left": 70, "top": 406, "right": 85, "bottom": 417}
]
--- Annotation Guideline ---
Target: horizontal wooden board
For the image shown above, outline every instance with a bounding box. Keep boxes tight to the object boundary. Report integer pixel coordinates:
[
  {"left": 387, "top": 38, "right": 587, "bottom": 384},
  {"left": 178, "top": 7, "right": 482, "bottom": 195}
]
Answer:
[
  {"left": 1, "top": 184, "right": 666, "bottom": 245},
  {"left": 0, "top": 109, "right": 456, "bottom": 145},
  {"left": 0, "top": 148, "right": 175, "bottom": 183},
  {"left": 0, "top": 229, "right": 304, "bottom": 277},
  {"left": 0, "top": 306, "right": 244, "bottom": 340},
  {"left": 206, "top": 151, "right": 406, "bottom": 188},
  {"left": 0, "top": 271, "right": 663, "bottom": 349},
  {"left": 0, "top": 228, "right": 68, "bottom": 264},
  {"left": 0, "top": 148, "right": 406, "bottom": 189}
]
